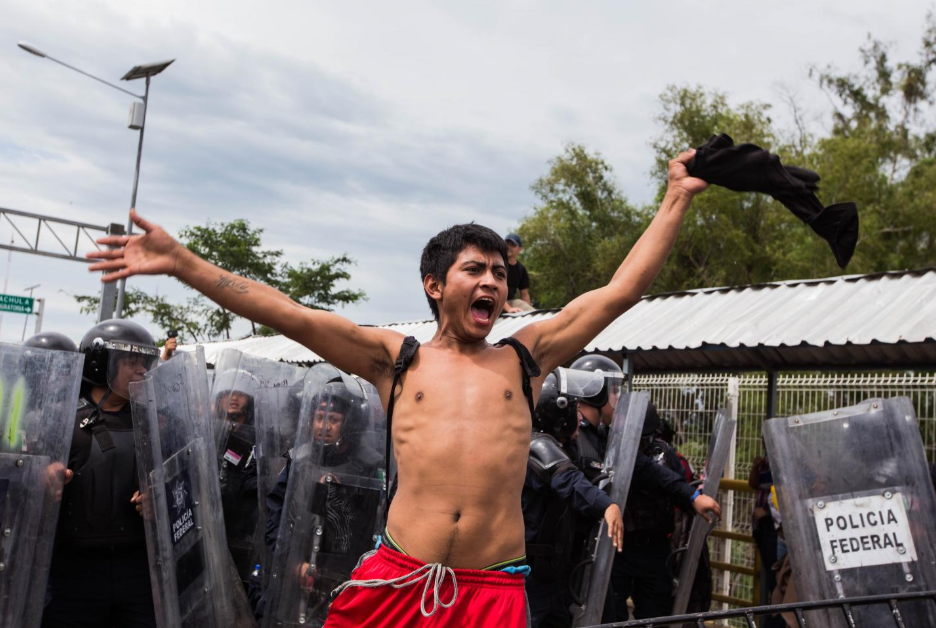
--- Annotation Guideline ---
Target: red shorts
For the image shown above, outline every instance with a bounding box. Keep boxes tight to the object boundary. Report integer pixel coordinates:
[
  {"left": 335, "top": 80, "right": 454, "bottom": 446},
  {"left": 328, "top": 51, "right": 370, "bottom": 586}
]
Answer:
[{"left": 324, "top": 544, "right": 529, "bottom": 627}]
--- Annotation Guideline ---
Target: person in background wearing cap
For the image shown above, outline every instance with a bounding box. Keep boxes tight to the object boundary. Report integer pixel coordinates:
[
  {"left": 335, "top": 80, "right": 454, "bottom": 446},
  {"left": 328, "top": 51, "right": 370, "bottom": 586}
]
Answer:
[{"left": 504, "top": 233, "right": 534, "bottom": 313}]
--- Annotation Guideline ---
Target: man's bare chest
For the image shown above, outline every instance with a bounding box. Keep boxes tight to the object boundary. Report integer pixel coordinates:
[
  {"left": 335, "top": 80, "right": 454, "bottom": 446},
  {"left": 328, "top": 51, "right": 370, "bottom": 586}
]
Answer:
[{"left": 392, "top": 348, "right": 530, "bottom": 428}]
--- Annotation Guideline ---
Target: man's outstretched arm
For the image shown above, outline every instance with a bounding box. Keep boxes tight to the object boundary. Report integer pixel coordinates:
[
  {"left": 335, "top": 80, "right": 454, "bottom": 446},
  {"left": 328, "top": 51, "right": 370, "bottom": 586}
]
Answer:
[
  {"left": 88, "top": 210, "right": 401, "bottom": 386},
  {"left": 518, "top": 150, "right": 707, "bottom": 374}
]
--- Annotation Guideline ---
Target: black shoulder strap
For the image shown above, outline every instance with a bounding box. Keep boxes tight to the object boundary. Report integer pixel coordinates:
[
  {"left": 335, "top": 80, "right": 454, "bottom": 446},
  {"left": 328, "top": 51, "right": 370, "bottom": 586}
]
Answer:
[
  {"left": 496, "top": 337, "right": 541, "bottom": 419},
  {"left": 385, "top": 336, "right": 420, "bottom": 485}
]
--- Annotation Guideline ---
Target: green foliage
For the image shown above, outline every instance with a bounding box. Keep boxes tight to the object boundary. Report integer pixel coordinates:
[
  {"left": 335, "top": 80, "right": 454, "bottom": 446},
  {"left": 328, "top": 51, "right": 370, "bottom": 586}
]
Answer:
[
  {"left": 74, "top": 288, "right": 146, "bottom": 319},
  {"left": 74, "top": 220, "right": 367, "bottom": 341},
  {"left": 518, "top": 144, "right": 643, "bottom": 308},
  {"left": 180, "top": 220, "right": 282, "bottom": 284},
  {"left": 809, "top": 15, "right": 936, "bottom": 271},
  {"left": 281, "top": 255, "right": 367, "bottom": 311},
  {"left": 177, "top": 220, "right": 366, "bottom": 338},
  {"left": 518, "top": 14, "right": 936, "bottom": 304},
  {"left": 72, "top": 288, "right": 211, "bottom": 344}
]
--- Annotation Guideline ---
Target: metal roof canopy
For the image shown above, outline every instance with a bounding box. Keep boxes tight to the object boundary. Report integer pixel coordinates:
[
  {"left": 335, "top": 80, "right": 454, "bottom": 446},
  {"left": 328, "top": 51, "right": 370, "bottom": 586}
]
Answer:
[{"left": 180, "top": 268, "right": 936, "bottom": 373}]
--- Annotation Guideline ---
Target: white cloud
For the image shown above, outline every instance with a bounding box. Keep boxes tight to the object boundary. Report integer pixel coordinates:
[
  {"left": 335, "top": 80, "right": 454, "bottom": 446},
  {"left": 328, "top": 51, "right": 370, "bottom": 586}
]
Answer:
[{"left": 0, "top": 0, "right": 931, "bottom": 343}]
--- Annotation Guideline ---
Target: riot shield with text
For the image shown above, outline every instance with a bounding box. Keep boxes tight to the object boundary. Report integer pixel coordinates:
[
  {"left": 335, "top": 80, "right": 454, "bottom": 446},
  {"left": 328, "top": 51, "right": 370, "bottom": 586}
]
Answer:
[
  {"left": 764, "top": 397, "right": 936, "bottom": 627},
  {"left": 224, "top": 351, "right": 309, "bottom": 583},
  {"left": 261, "top": 364, "right": 387, "bottom": 628},
  {"left": 0, "top": 343, "right": 83, "bottom": 628},
  {"left": 670, "top": 403, "right": 736, "bottom": 617},
  {"left": 571, "top": 391, "right": 650, "bottom": 627},
  {"left": 131, "top": 348, "right": 255, "bottom": 628}
]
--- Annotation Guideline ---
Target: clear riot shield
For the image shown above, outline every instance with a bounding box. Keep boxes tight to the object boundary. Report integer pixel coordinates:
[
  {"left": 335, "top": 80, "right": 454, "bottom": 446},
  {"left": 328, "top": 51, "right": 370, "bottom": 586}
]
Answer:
[
  {"left": 262, "top": 365, "right": 387, "bottom": 628},
  {"left": 670, "top": 403, "right": 736, "bottom": 617},
  {"left": 764, "top": 397, "right": 936, "bottom": 627},
  {"left": 571, "top": 391, "right": 650, "bottom": 627},
  {"left": 225, "top": 351, "right": 308, "bottom": 584},
  {"left": 210, "top": 350, "right": 264, "bottom": 583},
  {"left": 0, "top": 343, "right": 83, "bottom": 628},
  {"left": 130, "top": 348, "right": 256, "bottom": 628}
]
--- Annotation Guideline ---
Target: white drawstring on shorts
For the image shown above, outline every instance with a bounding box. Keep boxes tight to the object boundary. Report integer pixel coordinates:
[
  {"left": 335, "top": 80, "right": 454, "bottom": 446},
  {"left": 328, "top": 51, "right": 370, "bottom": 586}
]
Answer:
[{"left": 332, "top": 560, "right": 458, "bottom": 618}]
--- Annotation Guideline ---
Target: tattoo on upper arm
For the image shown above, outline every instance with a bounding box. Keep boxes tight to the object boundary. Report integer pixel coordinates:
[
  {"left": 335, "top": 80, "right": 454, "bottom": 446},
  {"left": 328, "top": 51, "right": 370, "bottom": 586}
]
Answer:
[{"left": 216, "top": 275, "right": 250, "bottom": 294}]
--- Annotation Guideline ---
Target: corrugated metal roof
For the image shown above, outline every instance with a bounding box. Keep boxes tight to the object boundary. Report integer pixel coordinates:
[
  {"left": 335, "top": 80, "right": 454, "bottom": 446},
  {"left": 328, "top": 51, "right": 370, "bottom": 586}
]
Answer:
[{"left": 179, "top": 268, "right": 936, "bottom": 371}]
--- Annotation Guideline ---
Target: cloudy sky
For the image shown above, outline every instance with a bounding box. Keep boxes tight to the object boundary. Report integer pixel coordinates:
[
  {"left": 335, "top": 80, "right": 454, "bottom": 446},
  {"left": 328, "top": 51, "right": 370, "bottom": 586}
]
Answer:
[{"left": 0, "top": 0, "right": 931, "bottom": 344}]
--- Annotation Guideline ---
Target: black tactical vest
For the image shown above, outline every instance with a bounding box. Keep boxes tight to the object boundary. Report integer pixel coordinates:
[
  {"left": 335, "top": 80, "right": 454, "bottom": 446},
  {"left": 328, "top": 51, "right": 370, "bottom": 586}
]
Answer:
[
  {"left": 526, "top": 432, "right": 577, "bottom": 580},
  {"left": 57, "top": 400, "right": 145, "bottom": 551},
  {"left": 624, "top": 438, "right": 683, "bottom": 534}
]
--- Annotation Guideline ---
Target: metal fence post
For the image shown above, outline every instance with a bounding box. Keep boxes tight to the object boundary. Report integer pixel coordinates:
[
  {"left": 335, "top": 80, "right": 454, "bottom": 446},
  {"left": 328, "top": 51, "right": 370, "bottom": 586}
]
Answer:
[{"left": 721, "top": 377, "right": 740, "bottom": 607}]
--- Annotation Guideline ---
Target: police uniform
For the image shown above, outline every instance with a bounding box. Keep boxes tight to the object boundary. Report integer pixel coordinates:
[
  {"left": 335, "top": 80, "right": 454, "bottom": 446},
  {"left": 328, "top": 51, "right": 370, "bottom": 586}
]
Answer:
[
  {"left": 41, "top": 319, "right": 160, "bottom": 628},
  {"left": 605, "top": 438, "right": 696, "bottom": 623},
  {"left": 522, "top": 432, "right": 612, "bottom": 627},
  {"left": 255, "top": 440, "right": 382, "bottom": 620},
  {"left": 572, "top": 418, "right": 607, "bottom": 481},
  {"left": 41, "top": 399, "right": 156, "bottom": 628},
  {"left": 219, "top": 426, "right": 260, "bottom": 585}
]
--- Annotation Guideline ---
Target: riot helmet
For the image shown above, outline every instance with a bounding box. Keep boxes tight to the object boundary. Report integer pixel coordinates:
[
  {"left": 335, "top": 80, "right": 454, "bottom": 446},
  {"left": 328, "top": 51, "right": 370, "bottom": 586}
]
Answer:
[
  {"left": 569, "top": 354, "right": 625, "bottom": 409},
  {"left": 534, "top": 371, "right": 578, "bottom": 439},
  {"left": 310, "top": 374, "right": 367, "bottom": 448},
  {"left": 79, "top": 319, "right": 158, "bottom": 397},
  {"left": 23, "top": 331, "right": 78, "bottom": 353},
  {"left": 212, "top": 368, "right": 259, "bottom": 425},
  {"left": 534, "top": 367, "right": 606, "bottom": 440}
]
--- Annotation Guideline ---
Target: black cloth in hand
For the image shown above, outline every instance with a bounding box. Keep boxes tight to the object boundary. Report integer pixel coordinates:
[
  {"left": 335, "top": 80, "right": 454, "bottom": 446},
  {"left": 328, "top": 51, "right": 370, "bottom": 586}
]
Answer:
[{"left": 687, "top": 133, "right": 858, "bottom": 268}]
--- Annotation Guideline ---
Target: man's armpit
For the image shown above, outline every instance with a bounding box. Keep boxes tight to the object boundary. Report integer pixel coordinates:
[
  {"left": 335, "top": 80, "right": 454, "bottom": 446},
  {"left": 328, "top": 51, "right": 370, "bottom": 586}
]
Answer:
[{"left": 371, "top": 354, "right": 395, "bottom": 381}]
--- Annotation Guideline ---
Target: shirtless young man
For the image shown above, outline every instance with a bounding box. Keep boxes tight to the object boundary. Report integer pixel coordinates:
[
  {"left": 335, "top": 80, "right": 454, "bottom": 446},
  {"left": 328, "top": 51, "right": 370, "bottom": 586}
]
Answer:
[{"left": 89, "top": 150, "right": 707, "bottom": 627}]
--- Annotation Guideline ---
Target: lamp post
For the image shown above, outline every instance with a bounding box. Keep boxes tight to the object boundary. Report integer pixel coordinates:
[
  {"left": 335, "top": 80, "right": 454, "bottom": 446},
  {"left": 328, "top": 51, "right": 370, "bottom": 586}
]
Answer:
[{"left": 17, "top": 42, "right": 174, "bottom": 320}]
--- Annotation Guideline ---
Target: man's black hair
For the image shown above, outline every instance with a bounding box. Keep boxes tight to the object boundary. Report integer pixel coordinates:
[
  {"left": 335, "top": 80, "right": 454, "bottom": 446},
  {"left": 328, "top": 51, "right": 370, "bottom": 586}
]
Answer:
[{"left": 419, "top": 223, "right": 508, "bottom": 320}]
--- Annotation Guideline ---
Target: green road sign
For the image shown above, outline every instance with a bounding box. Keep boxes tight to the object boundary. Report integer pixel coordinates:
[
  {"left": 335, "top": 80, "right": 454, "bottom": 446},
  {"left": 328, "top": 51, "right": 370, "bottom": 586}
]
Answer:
[{"left": 0, "top": 294, "right": 34, "bottom": 315}]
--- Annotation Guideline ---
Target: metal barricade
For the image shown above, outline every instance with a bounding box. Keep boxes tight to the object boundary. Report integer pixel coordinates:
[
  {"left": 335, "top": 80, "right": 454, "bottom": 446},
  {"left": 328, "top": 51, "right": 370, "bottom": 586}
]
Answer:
[{"left": 587, "top": 590, "right": 936, "bottom": 627}]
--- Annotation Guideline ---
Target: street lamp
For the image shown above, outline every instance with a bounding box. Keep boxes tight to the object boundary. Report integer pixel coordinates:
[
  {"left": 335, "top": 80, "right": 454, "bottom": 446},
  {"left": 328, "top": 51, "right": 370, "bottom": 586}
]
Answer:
[{"left": 17, "top": 42, "right": 174, "bottom": 320}]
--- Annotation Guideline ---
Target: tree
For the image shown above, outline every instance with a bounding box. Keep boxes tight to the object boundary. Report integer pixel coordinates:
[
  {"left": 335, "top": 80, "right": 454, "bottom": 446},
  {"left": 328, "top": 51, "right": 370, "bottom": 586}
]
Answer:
[
  {"left": 180, "top": 220, "right": 283, "bottom": 338},
  {"left": 281, "top": 255, "right": 367, "bottom": 311},
  {"left": 648, "top": 85, "right": 840, "bottom": 289},
  {"left": 810, "top": 14, "right": 936, "bottom": 271},
  {"left": 72, "top": 288, "right": 211, "bottom": 344},
  {"left": 516, "top": 144, "right": 643, "bottom": 308},
  {"left": 74, "top": 288, "right": 147, "bottom": 320},
  {"left": 73, "top": 218, "right": 368, "bottom": 341},
  {"left": 519, "top": 13, "right": 936, "bottom": 306}
]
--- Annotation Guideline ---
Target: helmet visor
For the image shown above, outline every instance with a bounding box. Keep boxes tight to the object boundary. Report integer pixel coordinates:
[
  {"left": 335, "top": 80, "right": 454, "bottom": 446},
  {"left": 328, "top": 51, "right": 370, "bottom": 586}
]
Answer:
[
  {"left": 558, "top": 368, "right": 606, "bottom": 399},
  {"left": 212, "top": 369, "right": 259, "bottom": 420},
  {"left": 604, "top": 373, "right": 624, "bottom": 400},
  {"left": 105, "top": 342, "right": 158, "bottom": 397}
]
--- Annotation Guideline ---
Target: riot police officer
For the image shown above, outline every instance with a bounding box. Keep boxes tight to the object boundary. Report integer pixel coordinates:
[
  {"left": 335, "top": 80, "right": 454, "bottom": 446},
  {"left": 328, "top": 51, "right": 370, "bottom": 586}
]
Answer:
[
  {"left": 606, "top": 403, "right": 720, "bottom": 622},
  {"left": 522, "top": 368, "right": 624, "bottom": 628},
  {"left": 41, "top": 319, "right": 160, "bottom": 628},
  {"left": 260, "top": 374, "right": 382, "bottom": 622},
  {"left": 213, "top": 368, "right": 262, "bottom": 585},
  {"left": 568, "top": 354, "right": 624, "bottom": 476},
  {"left": 563, "top": 355, "right": 721, "bottom": 622}
]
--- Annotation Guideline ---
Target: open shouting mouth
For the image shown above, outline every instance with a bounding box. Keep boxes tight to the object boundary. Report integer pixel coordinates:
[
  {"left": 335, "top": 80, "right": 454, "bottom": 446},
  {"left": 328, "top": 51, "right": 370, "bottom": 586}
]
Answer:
[{"left": 470, "top": 296, "right": 495, "bottom": 325}]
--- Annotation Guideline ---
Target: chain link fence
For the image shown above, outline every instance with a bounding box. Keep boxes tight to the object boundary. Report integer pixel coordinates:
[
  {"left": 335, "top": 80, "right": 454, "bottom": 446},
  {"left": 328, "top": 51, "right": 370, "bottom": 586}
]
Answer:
[{"left": 632, "top": 370, "right": 936, "bottom": 626}]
